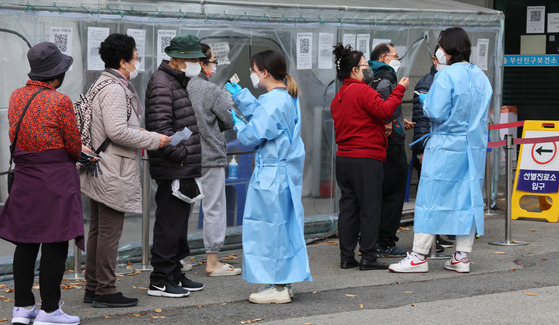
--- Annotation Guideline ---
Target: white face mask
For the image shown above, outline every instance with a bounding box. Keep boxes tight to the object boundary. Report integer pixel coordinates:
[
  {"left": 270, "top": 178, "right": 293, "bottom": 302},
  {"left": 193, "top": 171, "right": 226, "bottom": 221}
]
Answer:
[
  {"left": 126, "top": 61, "right": 140, "bottom": 80},
  {"left": 388, "top": 59, "right": 401, "bottom": 73},
  {"left": 182, "top": 61, "right": 202, "bottom": 78},
  {"left": 435, "top": 63, "right": 449, "bottom": 71},
  {"left": 250, "top": 72, "right": 262, "bottom": 89},
  {"left": 435, "top": 48, "right": 447, "bottom": 65}
]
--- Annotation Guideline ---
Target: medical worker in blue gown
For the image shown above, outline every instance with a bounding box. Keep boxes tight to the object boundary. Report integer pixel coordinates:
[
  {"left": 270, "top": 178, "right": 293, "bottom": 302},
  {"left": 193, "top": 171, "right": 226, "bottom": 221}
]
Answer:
[
  {"left": 226, "top": 50, "right": 312, "bottom": 304},
  {"left": 389, "top": 27, "right": 493, "bottom": 274}
]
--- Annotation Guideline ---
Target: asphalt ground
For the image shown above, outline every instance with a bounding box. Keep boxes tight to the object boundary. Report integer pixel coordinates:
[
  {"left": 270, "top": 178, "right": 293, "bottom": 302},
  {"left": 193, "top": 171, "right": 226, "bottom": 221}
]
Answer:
[{"left": 1, "top": 211, "right": 558, "bottom": 324}]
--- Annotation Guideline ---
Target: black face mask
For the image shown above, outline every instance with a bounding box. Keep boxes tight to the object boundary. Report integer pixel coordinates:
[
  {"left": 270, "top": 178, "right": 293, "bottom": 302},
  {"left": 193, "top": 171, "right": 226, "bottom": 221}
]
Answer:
[{"left": 362, "top": 68, "right": 374, "bottom": 84}]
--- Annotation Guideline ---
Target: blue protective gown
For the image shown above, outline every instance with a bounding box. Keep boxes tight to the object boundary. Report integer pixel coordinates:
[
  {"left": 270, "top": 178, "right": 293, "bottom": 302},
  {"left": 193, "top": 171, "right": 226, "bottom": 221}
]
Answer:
[
  {"left": 414, "top": 63, "right": 493, "bottom": 236},
  {"left": 232, "top": 87, "right": 312, "bottom": 284}
]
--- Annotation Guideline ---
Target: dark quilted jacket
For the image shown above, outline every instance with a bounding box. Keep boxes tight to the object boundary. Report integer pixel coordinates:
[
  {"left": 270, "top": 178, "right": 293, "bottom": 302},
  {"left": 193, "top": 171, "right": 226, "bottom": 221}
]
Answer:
[
  {"left": 411, "top": 65, "right": 436, "bottom": 155},
  {"left": 145, "top": 60, "right": 201, "bottom": 180}
]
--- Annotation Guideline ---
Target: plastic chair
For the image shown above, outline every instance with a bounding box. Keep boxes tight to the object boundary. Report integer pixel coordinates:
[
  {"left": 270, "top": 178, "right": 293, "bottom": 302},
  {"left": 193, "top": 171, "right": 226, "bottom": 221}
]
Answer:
[{"left": 198, "top": 139, "right": 254, "bottom": 228}]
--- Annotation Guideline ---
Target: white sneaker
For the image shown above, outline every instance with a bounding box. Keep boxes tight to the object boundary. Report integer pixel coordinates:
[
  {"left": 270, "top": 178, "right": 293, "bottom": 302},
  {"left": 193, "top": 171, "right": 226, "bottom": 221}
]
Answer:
[
  {"left": 33, "top": 301, "right": 79, "bottom": 325},
  {"left": 444, "top": 253, "right": 470, "bottom": 273},
  {"left": 389, "top": 252, "right": 429, "bottom": 273},
  {"left": 12, "top": 304, "right": 39, "bottom": 324},
  {"left": 249, "top": 285, "right": 291, "bottom": 304}
]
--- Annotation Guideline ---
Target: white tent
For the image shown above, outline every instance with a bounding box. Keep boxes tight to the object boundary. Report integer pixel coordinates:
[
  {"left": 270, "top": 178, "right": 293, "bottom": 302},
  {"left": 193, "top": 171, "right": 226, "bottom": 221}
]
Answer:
[{"left": 0, "top": 0, "right": 504, "bottom": 217}]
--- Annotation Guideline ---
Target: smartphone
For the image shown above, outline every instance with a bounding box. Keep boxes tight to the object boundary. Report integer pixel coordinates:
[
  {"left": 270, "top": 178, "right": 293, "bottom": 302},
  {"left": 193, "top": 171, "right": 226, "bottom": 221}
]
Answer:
[
  {"left": 81, "top": 150, "right": 103, "bottom": 160},
  {"left": 229, "top": 73, "right": 240, "bottom": 84}
]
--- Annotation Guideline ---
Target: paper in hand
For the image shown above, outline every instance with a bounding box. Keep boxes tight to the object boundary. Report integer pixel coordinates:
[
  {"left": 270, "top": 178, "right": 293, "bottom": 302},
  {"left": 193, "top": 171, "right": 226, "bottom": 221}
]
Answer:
[{"left": 170, "top": 128, "right": 192, "bottom": 146}]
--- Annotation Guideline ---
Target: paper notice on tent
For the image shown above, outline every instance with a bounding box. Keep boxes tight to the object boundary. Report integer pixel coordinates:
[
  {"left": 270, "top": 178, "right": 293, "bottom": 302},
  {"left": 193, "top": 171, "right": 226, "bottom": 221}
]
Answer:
[
  {"left": 343, "top": 34, "right": 356, "bottom": 50},
  {"left": 208, "top": 42, "right": 230, "bottom": 65},
  {"left": 127, "top": 29, "right": 146, "bottom": 71},
  {"left": 296, "top": 33, "right": 312, "bottom": 70},
  {"left": 318, "top": 33, "right": 334, "bottom": 69},
  {"left": 548, "top": 13, "right": 559, "bottom": 33},
  {"left": 477, "top": 39, "right": 489, "bottom": 70},
  {"left": 356, "top": 34, "right": 370, "bottom": 55},
  {"left": 87, "top": 27, "right": 109, "bottom": 71},
  {"left": 527, "top": 6, "right": 545, "bottom": 34},
  {"left": 157, "top": 30, "right": 176, "bottom": 64},
  {"left": 50, "top": 27, "right": 73, "bottom": 71}
]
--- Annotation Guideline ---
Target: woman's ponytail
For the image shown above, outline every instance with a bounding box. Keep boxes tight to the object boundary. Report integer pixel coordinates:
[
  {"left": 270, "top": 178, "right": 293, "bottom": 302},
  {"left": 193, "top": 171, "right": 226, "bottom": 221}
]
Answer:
[{"left": 285, "top": 74, "right": 300, "bottom": 98}]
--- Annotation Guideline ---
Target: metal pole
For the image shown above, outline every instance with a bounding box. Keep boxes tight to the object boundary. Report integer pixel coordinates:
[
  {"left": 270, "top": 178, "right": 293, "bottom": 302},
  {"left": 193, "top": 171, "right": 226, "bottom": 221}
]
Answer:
[
  {"left": 485, "top": 123, "right": 499, "bottom": 215},
  {"left": 64, "top": 241, "right": 84, "bottom": 280},
  {"left": 489, "top": 134, "right": 528, "bottom": 246},
  {"left": 485, "top": 151, "right": 499, "bottom": 215},
  {"left": 427, "top": 235, "right": 451, "bottom": 260},
  {"left": 133, "top": 150, "right": 153, "bottom": 271}
]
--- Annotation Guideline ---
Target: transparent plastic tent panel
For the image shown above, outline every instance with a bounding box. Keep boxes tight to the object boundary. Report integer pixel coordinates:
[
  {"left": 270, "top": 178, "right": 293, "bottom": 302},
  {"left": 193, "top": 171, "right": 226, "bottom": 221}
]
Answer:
[{"left": 0, "top": 5, "right": 503, "bottom": 260}]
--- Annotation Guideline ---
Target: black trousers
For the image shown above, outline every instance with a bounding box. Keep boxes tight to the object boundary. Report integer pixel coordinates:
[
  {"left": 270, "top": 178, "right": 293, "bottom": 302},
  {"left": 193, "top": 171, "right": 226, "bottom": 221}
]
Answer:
[
  {"left": 13, "top": 241, "right": 68, "bottom": 312},
  {"left": 150, "top": 179, "right": 191, "bottom": 282},
  {"left": 379, "top": 144, "right": 408, "bottom": 247},
  {"left": 336, "top": 156, "right": 383, "bottom": 262}
]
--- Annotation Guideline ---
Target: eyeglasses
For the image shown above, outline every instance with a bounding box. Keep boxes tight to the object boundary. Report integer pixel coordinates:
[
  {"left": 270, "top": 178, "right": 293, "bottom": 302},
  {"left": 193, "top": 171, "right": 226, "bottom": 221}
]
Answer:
[
  {"left": 385, "top": 53, "right": 399, "bottom": 60},
  {"left": 357, "top": 64, "right": 369, "bottom": 68},
  {"left": 208, "top": 59, "right": 218, "bottom": 64}
]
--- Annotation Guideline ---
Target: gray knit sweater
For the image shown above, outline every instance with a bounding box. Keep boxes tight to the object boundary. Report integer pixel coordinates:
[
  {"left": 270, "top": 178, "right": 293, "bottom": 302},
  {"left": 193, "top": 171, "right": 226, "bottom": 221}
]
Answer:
[{"left": 187, "top": 73, "right": 234, "bottom": 167}]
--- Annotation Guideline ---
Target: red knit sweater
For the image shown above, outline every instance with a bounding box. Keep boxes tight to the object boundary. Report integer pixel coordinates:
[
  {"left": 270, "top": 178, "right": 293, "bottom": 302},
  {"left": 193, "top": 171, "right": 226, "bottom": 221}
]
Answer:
[
  {"left": 9, "top": 80, "right": 81, "bottom": 160},
  {"left": 331, "top": 78, "right": 405, "bottom": 162}
]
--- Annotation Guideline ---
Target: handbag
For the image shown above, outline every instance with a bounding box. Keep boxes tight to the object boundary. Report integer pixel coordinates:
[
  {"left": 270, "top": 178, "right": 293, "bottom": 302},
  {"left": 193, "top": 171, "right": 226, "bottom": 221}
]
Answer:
[{"left": 1, "top": 88, "right": 46, "bottom": 194}]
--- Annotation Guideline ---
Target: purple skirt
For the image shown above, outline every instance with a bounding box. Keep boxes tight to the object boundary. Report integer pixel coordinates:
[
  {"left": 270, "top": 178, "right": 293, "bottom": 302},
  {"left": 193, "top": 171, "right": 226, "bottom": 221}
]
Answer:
[{"left": 0, "top": 148, "right": 84, "bottom": 250}]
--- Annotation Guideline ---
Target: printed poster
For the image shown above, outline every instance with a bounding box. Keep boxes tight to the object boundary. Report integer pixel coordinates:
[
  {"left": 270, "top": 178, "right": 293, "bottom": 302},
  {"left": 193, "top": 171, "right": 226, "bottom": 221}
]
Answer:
[
  {"left": 527, "top": 6, "right": 545, "bottom": 34},
  {"left": 50, "top": 27, "right": 73, "bottom": 71},
  {"left": 342, "top": 33, "right": 356, "bottom": 50},
  {"left": 548, "top": 13, "right": 559, "bottom": 33},
  {"left": 157, "top": 30, "right": 177, "bottom": 64},
  {"left": 356, "top": 34, "right": 370, "bottom": 56},
  {"left": 126, "top": 29, "right": 146, "bottom": 71},
  {"left": 477, "top": 39, "right": 489, "bottom": 71},
  {"left": 87, "top": 27, "right": 110, "bottom": 71},
  {"left": 208, "top": 42, "right": 231, "bottom": 65},
  {"left": 296, "top": 33, "right": 312, "bottom": 70},
  {"left": 318, "top": 33, "right": 334, "bottom": 69}
]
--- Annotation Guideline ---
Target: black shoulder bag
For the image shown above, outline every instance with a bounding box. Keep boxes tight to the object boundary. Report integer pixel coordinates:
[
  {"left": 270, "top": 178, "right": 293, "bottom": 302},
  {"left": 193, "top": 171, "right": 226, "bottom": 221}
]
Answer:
[{"left": 0, "top": 88, "right": 46, "bottom": 194}]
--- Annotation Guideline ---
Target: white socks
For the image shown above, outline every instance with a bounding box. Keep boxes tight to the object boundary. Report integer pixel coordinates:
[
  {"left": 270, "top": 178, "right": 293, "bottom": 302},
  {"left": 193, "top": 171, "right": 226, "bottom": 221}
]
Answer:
[{"left": 455, "top": 251, "right": 468, "bottom": 260}]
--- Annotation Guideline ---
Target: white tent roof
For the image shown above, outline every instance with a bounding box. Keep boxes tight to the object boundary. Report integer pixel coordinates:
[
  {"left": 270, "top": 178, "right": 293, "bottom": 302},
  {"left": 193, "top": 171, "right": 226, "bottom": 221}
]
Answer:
[{"left": 3, "top": 0, "right": 502, "bottom": 27}]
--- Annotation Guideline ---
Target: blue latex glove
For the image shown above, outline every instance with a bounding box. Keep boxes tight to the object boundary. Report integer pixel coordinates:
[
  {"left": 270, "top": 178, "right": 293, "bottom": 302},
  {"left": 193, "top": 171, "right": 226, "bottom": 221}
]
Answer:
[
  {"left": 231, "top": 110, "right": 245, "bottom": 125},
  {"left": 418, "top": 92, "right": 428, "bottom": 106},
  {"left": 226, "top": 81, "right": 242, "bottom": 95}
]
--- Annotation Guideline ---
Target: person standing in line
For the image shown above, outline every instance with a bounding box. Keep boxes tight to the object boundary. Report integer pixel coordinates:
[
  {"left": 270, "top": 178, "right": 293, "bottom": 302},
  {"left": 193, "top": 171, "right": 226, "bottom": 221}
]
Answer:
[
  {"left": 389, "top": 27, "right": 493, "bottom": 273},
  {"left": 412, "top": 45, "right": 455, "bottom": 251},
  {"left": 81, "top": 33, "right": 170, "bottom": 307},
  {"left": 0, "top": 42, "right": 82, "bottom": 325},
  {"left": 186, "top": 43, "right": 240, "bottom": 276},
  {"left": 368, "top": 43, "right": 415, "bottom": 258},
  {"left": 145, "top": 34, "right": 206, "bottom": 297},
  {"left": 330, "top": 43, "right": 409, "bottom": 271},
  {"left": 225, "top": 50, "right": 312, "bottom": 303}
]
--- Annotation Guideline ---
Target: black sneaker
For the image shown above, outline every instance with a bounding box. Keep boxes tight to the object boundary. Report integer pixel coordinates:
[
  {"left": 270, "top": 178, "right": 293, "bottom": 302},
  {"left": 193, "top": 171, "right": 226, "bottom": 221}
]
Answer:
[
  {"left": 177, "top": 273, "right": 204, "bottom": 291},
  {"left": 376, "top": 245, "right": 407, "bottom": 258},
  {"left": 436, "top": 243, "right": 444, "bottom": 253},
  {"left": 83, "top": 289, "right": 96, "bottom": 303},
  {"left": 436, "top": 235, "right": 454, "bottom": 248},
  {"left": 92, "top": 292, "right": 138, "bottom": 308},
  {"left": 148, "top": 280, "right": 190, "bottom": 298}
]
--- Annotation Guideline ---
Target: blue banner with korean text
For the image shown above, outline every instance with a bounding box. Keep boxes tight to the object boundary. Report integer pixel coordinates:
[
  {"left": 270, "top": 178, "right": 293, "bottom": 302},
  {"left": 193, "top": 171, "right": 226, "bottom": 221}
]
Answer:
[
  {"left": 504, "top": 55, "right": 559, "bottom": 67},
  {"left": 516, "top": 169, "right": 559, "bottom": 193}
]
